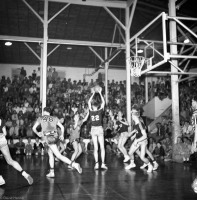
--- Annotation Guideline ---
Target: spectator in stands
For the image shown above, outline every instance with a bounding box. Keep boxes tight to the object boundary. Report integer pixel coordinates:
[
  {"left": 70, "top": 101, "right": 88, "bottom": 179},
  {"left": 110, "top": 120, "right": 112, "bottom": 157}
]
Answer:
[
  {"left": 8, "top": 138, "right": 16, "bottom": 155},
  {"left": 150, "top": 122, "right": 165, "bottom": 143},
  {"left": 34, "top": 137, "right": 44, "bottom": 155},
  {"left": 5, "top": 117, "right": 12, "bottom": 134},
  {"left": 148, "top": 137, "right": 157, "bottom": 154},
  {"left": 32, "top": 70, "right": 37, "bottom": 80},
  {"left": 20, "top": 67, "right": 27, "bottom": 79},
  {"left": 15, "top": 137, "right": 25, "bottom": 155},
  {"left": 154, "top": 141, "right": 165, "bottom": 159},
  {"left": 181, "top": 120, "right": 194, "bottom": 141},
  {"left": 25, "top": 138, "right": 34, "bottom": 156},
  {"left": 52, "top": 68, "right": 58, "bottom": 81},
  {"left": 9, "top": 121, "right": 19, "bottom": 138}
]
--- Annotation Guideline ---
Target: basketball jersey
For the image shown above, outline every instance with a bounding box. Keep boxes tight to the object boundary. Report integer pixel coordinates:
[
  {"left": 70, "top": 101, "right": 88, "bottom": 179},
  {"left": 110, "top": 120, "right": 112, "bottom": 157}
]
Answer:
[
  {"left": 37, "top": 115, "right": 59, "bottom": 134},
  {"left": 116, "top": 119, "right": 129, "bottom": 133},
  {"left": 70, "top": 120, "right": 83, "bottom": 140},
  {"left": 89, "top": 108, "right": 103, "bottom": 127},
  {"left": 133, "top": 120, "right": 146, "bottom": 139}
]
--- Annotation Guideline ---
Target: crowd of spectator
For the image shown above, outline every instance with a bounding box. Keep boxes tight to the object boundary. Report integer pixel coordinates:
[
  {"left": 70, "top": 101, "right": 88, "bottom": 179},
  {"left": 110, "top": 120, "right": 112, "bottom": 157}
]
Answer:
[{"left": 0, "top": 67, "right": 197, "bottom": 163}]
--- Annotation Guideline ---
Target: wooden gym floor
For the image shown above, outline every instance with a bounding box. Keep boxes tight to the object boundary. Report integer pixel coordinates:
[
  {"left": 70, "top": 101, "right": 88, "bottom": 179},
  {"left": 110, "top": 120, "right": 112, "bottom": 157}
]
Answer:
[{"left": 0, "top": 152, "right": 197, "bottom": 200}]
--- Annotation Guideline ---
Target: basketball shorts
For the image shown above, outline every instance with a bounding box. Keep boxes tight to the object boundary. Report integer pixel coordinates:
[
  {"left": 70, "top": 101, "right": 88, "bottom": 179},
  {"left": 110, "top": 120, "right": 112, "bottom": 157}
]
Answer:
[
  {"left": 45, "top": 131, "right": 59, "bottom": 145},
  {"left": 90, "top": 126, "right": 104, "bottom": 137},
  {"left": 120, "top": 131, "right": 129, "bottom": 138}
]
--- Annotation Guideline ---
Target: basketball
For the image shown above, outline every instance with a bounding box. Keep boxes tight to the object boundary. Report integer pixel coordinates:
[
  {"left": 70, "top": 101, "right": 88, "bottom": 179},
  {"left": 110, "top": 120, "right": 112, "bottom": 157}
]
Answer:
[{"left": 94, "top": 85, "right": 101, "bottom": 93}]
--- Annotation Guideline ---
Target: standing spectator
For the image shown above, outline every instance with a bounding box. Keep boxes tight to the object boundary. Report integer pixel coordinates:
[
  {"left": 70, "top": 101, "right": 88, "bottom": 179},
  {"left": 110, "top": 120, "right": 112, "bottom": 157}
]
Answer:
[
  {"left": 32, "top": 70, "right": 37, "bottom": 80},
  {"left": 20, "top": 67, "right": 27, "bottom": 79},
  {"left": 52, "top": 68, "right": 58, "bottom": 81}
]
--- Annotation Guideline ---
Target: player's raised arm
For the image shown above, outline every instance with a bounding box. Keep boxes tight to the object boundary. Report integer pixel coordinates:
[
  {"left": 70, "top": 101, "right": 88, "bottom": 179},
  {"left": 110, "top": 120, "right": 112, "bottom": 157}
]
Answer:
[
  {"left": 82, "top": 110, "right": 89, "bottom": 123},
  {"left": 88, "top": 91, "right": 95, "bottom": 111},
  {"left": 98, "top": 87, "right": 105, "bottom": 109}
]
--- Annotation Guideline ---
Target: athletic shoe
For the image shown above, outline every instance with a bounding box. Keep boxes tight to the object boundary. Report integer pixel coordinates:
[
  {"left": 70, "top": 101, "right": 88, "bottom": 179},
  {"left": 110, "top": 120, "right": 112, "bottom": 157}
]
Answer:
[
  {"left": 26, "top": 175, "right": 34, "bottom": 185},
  {"left": 101, "top": 163, "right": 108, "bottom": 170},
  {"left": 125, "top": 163, "right": 136, "bottom": 170},
  {"left": 147, "top": 164, "right": 153, "bottom": 173},
  {"left": 0, "top": 176, "right": 5, "bottom": 186},
  {"left": 72, "top": 163, "right": 82, "bottom": 174},
  {"left": 123, "top": 155, "right": 130, "bottom": 163},
  {"left": 153, "top": 162, "right": 159, "bottom": 170},
  {"left": 46, "top": 171, "right": 55, "bottom": 178},
  {"left": 140, "top": 163, "right": 148, "bottom": 169},
  {"left": 94, "top": 163, "right": 99, "bottom": 170}
]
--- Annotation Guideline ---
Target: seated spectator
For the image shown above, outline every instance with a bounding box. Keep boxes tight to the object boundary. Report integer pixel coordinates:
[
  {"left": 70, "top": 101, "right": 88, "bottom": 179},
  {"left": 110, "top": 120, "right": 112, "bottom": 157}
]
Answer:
[
  {"left": 5, "top": 117, "right": 12, "bottom": 133},
  {"left": 150, "top": 122, "right": 165, "bottom": 143},
  {"left": 154, "top": 142, "right": 165, "bottom": 159},
  {"left": 190, "top": 141, "right": 197, "bottom": 161},
  {"left": 181, "top": 120, "right": 194, "bottom": 141},
  {"left": 15, "top": 137, "right": 25, "bottom": 155},
  {"left": 162, "top": 137, "right": 173, "bottom": 161},
  {"left": 33, "top": 137, "right": 44, "bottom": 155},
  {"left": 8, "top": 138, "right": 16, "bottom": 155},
  {"left": 26, "top": 122, "right": 34, "bottom": 138},
  {"left": 182, "top": 137, "right": 192, "bottom": 162},
  {"left": 173, "top": 137, "right": 192, "bottom": 163},
  {"left": 9, "top": 121, "right": 19, "bottom": 138},
  {"left": 25, "top": 138, "right": 34, "bottom": 156},
  {"left": 11, "top": 110, "right": 19, "bottom": 124},
  {"left": 148, "top": 137, "right": 157, "bottom": 154}
]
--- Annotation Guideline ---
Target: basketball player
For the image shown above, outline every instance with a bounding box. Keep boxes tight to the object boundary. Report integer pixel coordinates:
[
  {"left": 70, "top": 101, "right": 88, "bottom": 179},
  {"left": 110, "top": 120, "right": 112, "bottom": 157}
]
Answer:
[
  {"left": 85, "top": 86, "right": 107, "bottom": 170},
  {"left": 125, "top": 105, "right": 153, "bottom": 173},
  {"left": 0, "top": 117, "right": 33, "bottom": 185},
  {"left": 32, "top": 107, "right": 82, "bottom": 177},
  {"left": 115, "top": 111, "right": 131, "bottom": 163},
  {"left": 68, "top": 112, "right": 89, "bottom": 168}
]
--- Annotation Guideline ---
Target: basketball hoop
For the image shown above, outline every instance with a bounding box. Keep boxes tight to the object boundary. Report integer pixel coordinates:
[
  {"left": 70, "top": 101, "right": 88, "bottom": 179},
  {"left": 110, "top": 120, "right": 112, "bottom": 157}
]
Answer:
[{"left": 127, "top": 56, "right": 145, "bottom": 77}]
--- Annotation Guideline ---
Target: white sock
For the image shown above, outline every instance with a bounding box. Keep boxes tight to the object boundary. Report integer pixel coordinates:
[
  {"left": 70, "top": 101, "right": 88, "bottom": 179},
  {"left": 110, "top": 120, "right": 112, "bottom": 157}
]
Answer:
[{"left": 22, "top": 171, "right": 29, "bottom": 178}]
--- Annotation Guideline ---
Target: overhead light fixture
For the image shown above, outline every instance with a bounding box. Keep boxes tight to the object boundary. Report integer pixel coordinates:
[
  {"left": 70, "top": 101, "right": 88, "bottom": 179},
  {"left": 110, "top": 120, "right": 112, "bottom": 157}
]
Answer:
[
  {"left": 137, "top": 49, "right": 143, "bottom": 53},
  {"left": 184, "top": 39, "right": 190, "bottom": 43},
  {"left": 67, "top": 47, "right": 72, "bottom": 50},
  {"left": 5, "top": 41, "right": 12, "bottom": 46}
]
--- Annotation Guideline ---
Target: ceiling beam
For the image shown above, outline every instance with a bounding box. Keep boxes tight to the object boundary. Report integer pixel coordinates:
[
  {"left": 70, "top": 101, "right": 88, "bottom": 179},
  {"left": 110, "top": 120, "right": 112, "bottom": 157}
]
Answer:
[
  {"left": 47, "top": 0, "right": 127, "bottom": 8},
  {"left": 0, "top": 35, "right": 125, "bottom": 48}
]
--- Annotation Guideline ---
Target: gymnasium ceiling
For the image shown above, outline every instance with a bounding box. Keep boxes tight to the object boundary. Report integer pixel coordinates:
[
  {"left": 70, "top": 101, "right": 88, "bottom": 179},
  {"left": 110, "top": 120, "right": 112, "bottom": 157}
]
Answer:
[{"left": 0, "top": 0, "right": 197, "bottom": 70}]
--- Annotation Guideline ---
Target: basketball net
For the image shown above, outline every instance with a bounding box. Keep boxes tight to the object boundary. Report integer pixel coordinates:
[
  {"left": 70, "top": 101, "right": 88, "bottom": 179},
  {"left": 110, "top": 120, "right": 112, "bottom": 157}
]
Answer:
[{"left": 127, "top": 56, "right": 145, "bottom": 77}]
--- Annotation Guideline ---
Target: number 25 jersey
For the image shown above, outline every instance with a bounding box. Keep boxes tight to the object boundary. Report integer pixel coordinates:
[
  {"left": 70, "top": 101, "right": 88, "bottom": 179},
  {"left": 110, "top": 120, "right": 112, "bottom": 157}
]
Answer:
[
  {"left": 89, "top": 108, "right": 103, "bottom": 127},
  {"left": 37, "top": 115, "right": 59, "bottom": 133}
]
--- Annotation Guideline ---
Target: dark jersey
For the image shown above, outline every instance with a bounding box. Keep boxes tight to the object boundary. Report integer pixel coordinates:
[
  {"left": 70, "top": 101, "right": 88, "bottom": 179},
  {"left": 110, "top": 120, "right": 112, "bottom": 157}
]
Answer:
[
  {"left": 116, "top": 119, "right": 129, "bottom": 133},
  {"left": 89, "top": 108, "right": 103, "bottom": 127},
  {"left": 133, "top": 120, "right": 146, "bottom": 139}
]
